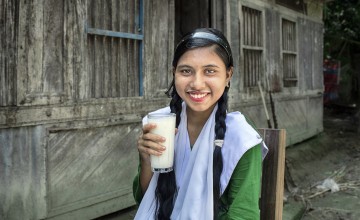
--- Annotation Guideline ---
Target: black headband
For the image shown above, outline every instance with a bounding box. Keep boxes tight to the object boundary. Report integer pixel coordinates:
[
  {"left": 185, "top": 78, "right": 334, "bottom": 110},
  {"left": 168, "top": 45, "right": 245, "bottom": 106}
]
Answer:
[{"left": 176, "top": 32, "right": 232, "bottom": 63}]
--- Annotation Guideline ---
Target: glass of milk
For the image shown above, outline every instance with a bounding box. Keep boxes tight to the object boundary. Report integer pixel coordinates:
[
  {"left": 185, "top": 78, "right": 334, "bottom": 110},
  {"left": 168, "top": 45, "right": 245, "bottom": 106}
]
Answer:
[{"left": 148, "top": 112, "right": 176, "bottom": 173}]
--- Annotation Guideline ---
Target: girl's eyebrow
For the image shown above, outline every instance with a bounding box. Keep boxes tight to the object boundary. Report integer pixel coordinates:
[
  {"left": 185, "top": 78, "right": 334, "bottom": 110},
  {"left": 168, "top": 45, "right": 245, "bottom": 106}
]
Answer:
[
  {"left": 177, "top": 64, "right": 220, "bottom": 69},
  {"left": 176, "top": 64, "right": 193, "bottom": 69},
  {"left": 203, "top": 64, "right": 220, "bottom": 68}
]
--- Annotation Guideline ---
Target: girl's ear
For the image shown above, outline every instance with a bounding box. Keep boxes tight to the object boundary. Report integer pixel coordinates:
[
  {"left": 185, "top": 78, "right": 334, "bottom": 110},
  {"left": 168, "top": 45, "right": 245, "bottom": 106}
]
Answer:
[{"left": 226, "top": 67, "right": 233, "bottom": 83}]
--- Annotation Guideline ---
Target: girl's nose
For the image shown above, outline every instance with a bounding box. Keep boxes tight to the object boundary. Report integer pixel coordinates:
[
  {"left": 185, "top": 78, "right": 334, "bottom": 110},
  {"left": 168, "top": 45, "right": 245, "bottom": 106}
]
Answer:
[{"left": 190, "top": 73, "right": 205, "bottom": 89}]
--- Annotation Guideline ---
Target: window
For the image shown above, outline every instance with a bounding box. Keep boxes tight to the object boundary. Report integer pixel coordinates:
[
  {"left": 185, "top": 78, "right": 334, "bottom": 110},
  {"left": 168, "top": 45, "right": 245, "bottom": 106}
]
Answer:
[
  {"left": 241, "top": 6, "right": 264, "bottom": 88},
  {"left": 281, "top": 19, "right": 297, "bottom": 87},
  {"left": 86, "top": 0, "right": 143, "bottom": 98}
]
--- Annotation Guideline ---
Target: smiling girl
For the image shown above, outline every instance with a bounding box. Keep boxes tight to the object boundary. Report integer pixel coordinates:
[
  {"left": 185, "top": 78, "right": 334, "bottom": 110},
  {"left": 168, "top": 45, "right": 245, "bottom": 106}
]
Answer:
[{"left": 133, "top": 28, "right": 268, "bottom": 220}]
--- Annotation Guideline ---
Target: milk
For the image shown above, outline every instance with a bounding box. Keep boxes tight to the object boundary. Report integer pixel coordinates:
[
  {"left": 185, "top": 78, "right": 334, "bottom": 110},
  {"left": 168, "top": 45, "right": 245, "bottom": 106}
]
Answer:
[{"left": 148, "top": 113, "right": 176, "bottom": 173}]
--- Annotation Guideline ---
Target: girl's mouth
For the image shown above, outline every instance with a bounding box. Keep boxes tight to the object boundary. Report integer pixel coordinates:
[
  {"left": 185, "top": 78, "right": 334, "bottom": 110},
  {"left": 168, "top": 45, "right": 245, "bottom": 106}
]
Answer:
[{"left": 188, "top": 92, "right": 209, "bottom": 102}]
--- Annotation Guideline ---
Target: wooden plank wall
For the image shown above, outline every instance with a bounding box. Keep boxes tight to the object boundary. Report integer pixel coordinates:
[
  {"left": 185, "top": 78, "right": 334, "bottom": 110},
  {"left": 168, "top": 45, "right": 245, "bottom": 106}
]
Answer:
[
  {"left": 0, "top": 0, "right": 174, "bottom": 219},
  {"left": 264, "top": 7, "right": 282, "bottom": 92},
  {"left": 0, "top": 126, "right": 47, "bottom": 219},
  {"left": 46, "top": 124, "right": 141, "bottom": 218},
  {"left": 143, "top": 0, "right": 174, "bottom": 97},
  {"left": 298, "top": 17, "right": 324, "bottom": 91},
  {"left": 16, "top": 0, "right": 67, "bottom": 105},
  {"left": 227, "top": 0, "right": 323, "bottom": 145},
  {"left": 0, "top": 0, "right": 18, "bottom": 106}
]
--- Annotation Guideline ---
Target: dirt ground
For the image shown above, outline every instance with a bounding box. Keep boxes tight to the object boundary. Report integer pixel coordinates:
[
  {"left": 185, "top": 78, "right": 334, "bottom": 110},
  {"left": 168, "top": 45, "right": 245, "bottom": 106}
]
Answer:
[
  {"left": 97, "top": 106, "right": 360, "bottom": 220},
  {"left": 284, "top": 105, "right": 360, "bottom": 220}
]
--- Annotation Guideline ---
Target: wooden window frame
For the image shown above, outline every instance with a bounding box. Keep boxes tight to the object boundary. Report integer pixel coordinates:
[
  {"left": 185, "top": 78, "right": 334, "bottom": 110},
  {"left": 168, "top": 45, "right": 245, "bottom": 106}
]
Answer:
[
  {"left": 86, "top": 0, "right": 144, "bottom": 98},
  {"left": 239, "top": 3, "right": 265, "bottom": 92},
  {"left": 281, "top": 17, "right": 298, "bottom": 88}
]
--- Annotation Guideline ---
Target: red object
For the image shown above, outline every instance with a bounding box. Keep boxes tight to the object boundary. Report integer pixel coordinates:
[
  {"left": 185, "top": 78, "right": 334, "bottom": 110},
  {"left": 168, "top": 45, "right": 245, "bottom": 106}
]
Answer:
[{"left": 323, "top": 59, "right": 340, "bottom": 104}]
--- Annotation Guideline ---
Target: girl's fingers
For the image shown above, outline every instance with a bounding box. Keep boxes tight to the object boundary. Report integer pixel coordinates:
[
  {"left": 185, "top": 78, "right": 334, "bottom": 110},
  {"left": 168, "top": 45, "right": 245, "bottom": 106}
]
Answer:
[
  {"left": 142, "top": 132, "right": 165, "bottom": 143},
  {"left": 138, "top": 138, "right": 165, "bottom": 152},
  {"left": 142, "top": 123, "right": 156, "bottom": 133},
  {"left": 137, "top": 128, "right": 166, "bottom": 157}
]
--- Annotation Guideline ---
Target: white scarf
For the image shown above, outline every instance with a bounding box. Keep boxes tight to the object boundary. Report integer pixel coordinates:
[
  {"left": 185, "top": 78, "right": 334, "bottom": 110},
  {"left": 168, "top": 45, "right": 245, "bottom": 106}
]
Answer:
[{"left": 135, "top": 103, "right": 267, "bottom": 220}]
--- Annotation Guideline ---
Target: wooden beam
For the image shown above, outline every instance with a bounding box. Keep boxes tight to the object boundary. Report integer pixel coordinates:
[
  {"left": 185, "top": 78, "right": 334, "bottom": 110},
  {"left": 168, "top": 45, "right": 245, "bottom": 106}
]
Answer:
[{"left": 259, "top": 128, "right": 286, "bottom": 220}]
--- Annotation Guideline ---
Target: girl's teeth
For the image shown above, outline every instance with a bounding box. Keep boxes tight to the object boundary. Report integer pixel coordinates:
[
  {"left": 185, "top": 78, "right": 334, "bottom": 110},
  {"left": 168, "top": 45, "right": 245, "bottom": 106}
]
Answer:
[{"left": 190, "top": 93, "right": 206, "bottom": 99}]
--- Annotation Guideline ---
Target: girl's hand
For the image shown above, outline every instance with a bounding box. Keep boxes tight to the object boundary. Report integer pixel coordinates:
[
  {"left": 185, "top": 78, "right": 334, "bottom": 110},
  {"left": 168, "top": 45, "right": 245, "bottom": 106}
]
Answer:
[
  {"left": 137, "top": 123, "right": 166, "bottom": 163},
  {"left": 137, "top": 123, "right": 177, "bottom": 194}
]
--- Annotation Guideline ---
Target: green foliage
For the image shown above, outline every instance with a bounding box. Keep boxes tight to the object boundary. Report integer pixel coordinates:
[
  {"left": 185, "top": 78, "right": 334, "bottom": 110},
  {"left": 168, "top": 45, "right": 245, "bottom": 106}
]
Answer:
[
  {"left": 324, "top": 0, "right": 360, "bottom": 40},
  {"left": 324, "top": 0, "right": 360, "bottom": 58}
]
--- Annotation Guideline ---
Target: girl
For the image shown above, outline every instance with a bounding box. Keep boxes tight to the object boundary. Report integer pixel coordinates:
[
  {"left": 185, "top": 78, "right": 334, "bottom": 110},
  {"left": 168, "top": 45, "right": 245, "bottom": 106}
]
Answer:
[{"left": 133, "top": 28, "right": 268, "bottom": 220}]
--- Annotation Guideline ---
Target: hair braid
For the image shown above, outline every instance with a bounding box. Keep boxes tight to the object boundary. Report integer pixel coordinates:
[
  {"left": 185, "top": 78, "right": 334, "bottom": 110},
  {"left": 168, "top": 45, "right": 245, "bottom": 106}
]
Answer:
[
  {"left": 155, "top": 88, "right": 182, "bottom": 220},
  {"left": 213, "top": 88, "right": 229, "bottom": 218}
]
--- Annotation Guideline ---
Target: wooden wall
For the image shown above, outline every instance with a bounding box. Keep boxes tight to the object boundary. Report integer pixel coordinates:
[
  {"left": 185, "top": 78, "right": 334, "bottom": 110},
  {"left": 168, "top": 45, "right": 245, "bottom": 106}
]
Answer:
[
  {"left": 0, "top": 0, "right": 174, "bottom": 219},
  {"left": 225, "top": 0, "right": 324, "bottom": 145},
  {"left": 0, "top": 0, "right": 324, "bottom": 219}
]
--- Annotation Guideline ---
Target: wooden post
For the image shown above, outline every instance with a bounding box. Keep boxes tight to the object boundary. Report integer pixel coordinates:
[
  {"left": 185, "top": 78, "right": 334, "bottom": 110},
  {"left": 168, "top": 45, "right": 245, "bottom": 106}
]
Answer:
[{"left": 259, "top": 128, "right": 286, "bottom": 220}]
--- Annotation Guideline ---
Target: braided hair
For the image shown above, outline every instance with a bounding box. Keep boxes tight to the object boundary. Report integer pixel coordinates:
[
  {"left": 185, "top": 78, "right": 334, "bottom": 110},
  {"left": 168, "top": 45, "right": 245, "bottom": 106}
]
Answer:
[{"left": 156, "top": 28, "right": 233, "bottom": 220}]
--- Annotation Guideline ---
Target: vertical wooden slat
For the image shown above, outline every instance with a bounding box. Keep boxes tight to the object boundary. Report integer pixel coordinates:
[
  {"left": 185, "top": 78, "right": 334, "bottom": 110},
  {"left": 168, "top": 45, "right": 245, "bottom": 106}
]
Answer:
[
  {"left": 113, "top": 0, "right": 119, "bottom": 97},
  {"left": 242, "top": 7, "right": 245, "bottom": 45},
  {"left": 284, "top": 21, "right": 287, "bottom": 50},
  {"left": 245, "top": 51, "right": 248, "bottom": 87},
  {"left": 252, "top": 9, "right": 255, "bottom": 46},
  {"left": 0, "top": 0, "right": 18, "bottom": 106},
  {"left": 253, "top": 8, "right": 256, "bottom": 46},
  {"left": 0, "top": 0, "right": 5, "bottom": 105},
  {"left": 94, "top": 2, "right": 102, "bottom": 98},
  {"left": 130, "top": 0, "right": 135, "bottom": 96},
  {"left": 253, "top": 51, "right": 256, "bottom": 86},
  {"left": 103, "top": 1, "right": 110, "bottom": 98},
  {"left": 259, "top": 128, "right": 286, "bottom": 220},
  {"left": 249, "top": 51, "right": 252, "bottom": 87},
  {"left": 251, "top": 51, "right": 253, "bottom": 87},
  {"left": 259, "top": 10, "right": 262, "bottom": 47},
  {"left": 255, "top": 9, "right": 258, "bottom": 46},
  {"left": 256, "top": 51, "right": 258, "bottom": 87},
  {"left": 134, "top": 0, "right": 140, "bottom": 96},
  {"left": 127, "top": 0, "right": 134, "bottom": 96},
  {"left": 250, "top": 50, "right": 253, "bottom": 86},
  {"left": 244, "top": 7, "right": 247, "bottom": 45},
  {"left": 24, "top": 0, "right": 43, "bottom": 94},
  {"left": 287, "top": 21, "right": 290, "bottom": 50},
  {"left": 110, "top": 0, "right": 117, "bottom": 97},
  {"left": 247, "top": 50, "right": 251, "bottom": 87},
  {"left": 256, "top": 51, "right": 260, "bottom": 86},
  {"left": 63, "top": 0, "right": 86, "bottom": 101},
  {"left": 293, "top": 22, "right": 296, "bottom": 51},
  {"left": 119, "top": 1, "right": 128, "bottom": 97},
  {"left": 285, "top": 21, "right": 288, "bottom": 50},
  {"left": 43, "top": 0, "right": 64, "bottom": 93}
]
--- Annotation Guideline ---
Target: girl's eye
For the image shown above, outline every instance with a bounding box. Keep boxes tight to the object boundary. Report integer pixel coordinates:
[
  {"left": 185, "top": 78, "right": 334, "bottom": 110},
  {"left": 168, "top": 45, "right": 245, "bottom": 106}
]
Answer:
[
  {"left": 205, "top": 69, "right": 216, "bottom": 75},
  {"left": 180, "top": 69, "right": 192, "bottom": 75}
]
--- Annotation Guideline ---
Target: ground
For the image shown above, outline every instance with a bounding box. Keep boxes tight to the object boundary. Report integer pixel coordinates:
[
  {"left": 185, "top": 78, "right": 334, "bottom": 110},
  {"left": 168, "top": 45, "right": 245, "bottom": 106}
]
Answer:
[
  {"left": 283, "top": 105, "right": 360, "bottom": 220},
  {"left": 96, "top": 106, "right": 360, "bottom": 220}
]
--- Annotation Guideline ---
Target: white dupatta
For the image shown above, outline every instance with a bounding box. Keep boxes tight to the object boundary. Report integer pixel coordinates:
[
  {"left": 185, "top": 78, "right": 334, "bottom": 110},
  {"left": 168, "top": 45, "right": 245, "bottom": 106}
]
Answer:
[{"left": 134, "top": 103, "right": 267, "bottom": 220}]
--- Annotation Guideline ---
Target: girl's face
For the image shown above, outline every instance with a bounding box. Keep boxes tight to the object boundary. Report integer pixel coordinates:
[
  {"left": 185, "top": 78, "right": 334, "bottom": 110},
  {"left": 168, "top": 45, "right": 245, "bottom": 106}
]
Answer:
[{"left": 174, "top": 46, "right": 232, "bottom": 115}]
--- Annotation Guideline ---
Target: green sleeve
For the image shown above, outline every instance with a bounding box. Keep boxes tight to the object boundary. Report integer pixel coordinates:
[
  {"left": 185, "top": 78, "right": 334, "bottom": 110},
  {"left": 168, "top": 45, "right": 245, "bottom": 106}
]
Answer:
[
  {"left": 219, "top": 144, "right": 262, "bottom": 220},
  {"left": 132, "top": 163, "right": 143, "bottom": 205}
]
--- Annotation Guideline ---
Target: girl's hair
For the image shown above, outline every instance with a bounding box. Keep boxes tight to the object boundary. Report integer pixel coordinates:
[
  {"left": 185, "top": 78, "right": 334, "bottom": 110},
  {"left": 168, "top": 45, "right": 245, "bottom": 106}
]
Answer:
[{"left": 156, "top": 28, "right": 233, "bottom": 220}]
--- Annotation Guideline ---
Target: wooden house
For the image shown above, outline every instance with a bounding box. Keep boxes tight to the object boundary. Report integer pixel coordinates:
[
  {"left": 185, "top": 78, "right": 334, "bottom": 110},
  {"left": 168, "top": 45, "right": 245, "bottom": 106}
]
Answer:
[{"left": 0, "top": 0, "right": 324, "bottom": 219}]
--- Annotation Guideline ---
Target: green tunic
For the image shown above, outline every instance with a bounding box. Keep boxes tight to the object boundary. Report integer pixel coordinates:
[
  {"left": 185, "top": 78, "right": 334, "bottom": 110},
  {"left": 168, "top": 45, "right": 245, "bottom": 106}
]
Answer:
[{"left": 133, "top": 144, "right": 262, "bottom": 220}]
